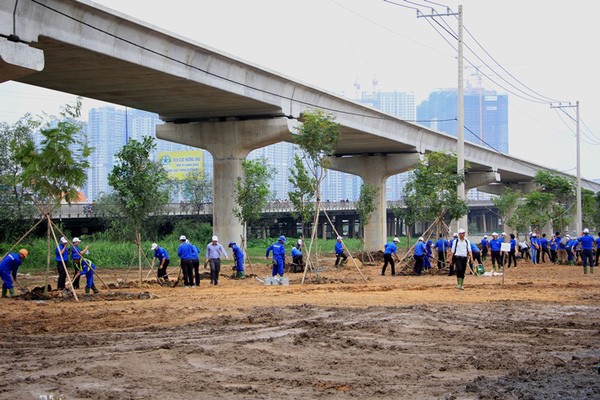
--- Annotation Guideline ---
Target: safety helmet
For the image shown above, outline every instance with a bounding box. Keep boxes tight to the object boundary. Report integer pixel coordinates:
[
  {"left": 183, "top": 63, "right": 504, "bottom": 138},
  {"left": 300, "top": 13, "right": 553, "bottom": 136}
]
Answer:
[
  {"left": 336, "top": 236, "right": 342, "bottom": 241},
  {"left": 179, "top": 235, "right": 186, "bottom": 241}
]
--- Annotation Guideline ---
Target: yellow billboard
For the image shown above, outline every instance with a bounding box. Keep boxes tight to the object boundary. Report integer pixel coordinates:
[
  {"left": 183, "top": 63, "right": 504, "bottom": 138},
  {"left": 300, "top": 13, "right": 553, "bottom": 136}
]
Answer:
[{"left": 158, "top": 150, "right": 204, "bottom": 180}]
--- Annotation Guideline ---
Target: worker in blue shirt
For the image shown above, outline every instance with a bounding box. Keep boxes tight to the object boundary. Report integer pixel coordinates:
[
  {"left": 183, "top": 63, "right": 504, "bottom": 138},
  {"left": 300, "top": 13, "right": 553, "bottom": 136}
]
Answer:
[
  {"left": 578, "top": 229, "right": 594, "bottom": 274},
  {"left": 423, "top": 239, "right": 433, "bottom": 271},
  {"left": 530, "top": 233, "right": 540, "bottom": 265},
  {"left": 206, "top": 236, "right": 228, "bottom": 285},
  {"left": 177, "top": 235, "right": 195, "bottom": 288},
  {"left": 468, "top": 241, "right": 482, "bottom": 272},
  {"left": 334, "top": 236, "right": 347, "bottom": 267},
  {"left": 413, "top": 237, "right": 427, "bottom": 275},
  {"left": 291, "top": 243, "right": 303, "bottom": 273},
  {"left": 229, "top": 241, "right": 245, "bottom": 279},
  {"left": 540, "top": 234, "right": 550, "bottom": 263},
  {"left": 549, "top": 234, "right": 558, "bottom": 264},
  {"left": 1, "top": 249, "right": 28, "bottom": 298},
  {"left": 506, "top": 233, "right": 517, "bottom": 268},
  {"left": 595, "top": 232, "right": 600, "bottom": 267},
  {"left": 480, "top": 235, "right": 489, "bottom": 262},
  {"left": 489, "top": 232, "right": 502, "bottom": 271},
  {"left": 556, "top": 232, "right": 566, "bottom": 264},
  {"left": 71, "top": 237, "right": 89, "bottom": 289},
  {"left": 434, "top": 234, "right": 449, "bottom": 270},
  {"left": 55, "top": 237, "right": 70, "bottom": 290},
  {"left": 566, "top": 235, "right": 578, "bottom": 265},
  {"left": 151, "top": 243, "right": 170, "bottom": 284},
  {"left": 381, "top": 237, "right": 399, "bottom": 276},
  {"left": 80, "top": 258, "right": 99, "bottom": 294},
  {"left": 266, "top": 236, "right": 286, "bottom": 277},
  {"left": 189, "top": 240, "right": 201, "bottom": 286}
]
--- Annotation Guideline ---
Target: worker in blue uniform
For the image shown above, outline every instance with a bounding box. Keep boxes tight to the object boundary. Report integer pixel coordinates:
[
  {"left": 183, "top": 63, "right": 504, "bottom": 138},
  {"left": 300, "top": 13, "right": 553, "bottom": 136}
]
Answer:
[
  {"left": 229, "top": 242, "right": 246, "bottom": 279},
  {"left": 80, "top": 258, "right": 99, "bottom": 294},
  {"left": 266, "top": 236, "right": 286, "bottom": 277},
  {"left": 381, "top": 237, "right": 399, "bottom": 276},
  {"left": 578, "top": 229, "right": 594, "bottom": 274},
  {"left": 334, "top": 236, "right": 348, "bottom": 267},
  {"left": 0, "top": 249, "right": 28, "bottom": 298}
]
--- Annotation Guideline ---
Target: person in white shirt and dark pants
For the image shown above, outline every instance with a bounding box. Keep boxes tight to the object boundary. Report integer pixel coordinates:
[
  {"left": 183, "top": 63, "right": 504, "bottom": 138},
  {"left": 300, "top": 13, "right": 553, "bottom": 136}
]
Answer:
[{"left": 450, "top": 228, "right": 472, "bottom": 290}]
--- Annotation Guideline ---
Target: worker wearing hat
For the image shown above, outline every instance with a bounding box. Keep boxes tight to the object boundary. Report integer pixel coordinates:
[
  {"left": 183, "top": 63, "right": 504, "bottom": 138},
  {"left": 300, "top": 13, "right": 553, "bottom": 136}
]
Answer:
[
  {"left": 489, "top": 232, "right": 503, "bottom": 272},
  {"left": 450, "top": 228, "right": 472, "bottom": 290},
  {"left": 55, "top": 237, "right": 70, "bottom": 291},
  {"left": 530, "top": 232, "right": 540, "bottom": 265},
  {"left": 228, "top": 241, "right": 245, "bottom": 279},
  {"left": 177, "top": 235, "right": 195, "bottom": 288},
  {"left": 206, "top": 235, "right": 228, "bottom": 285},
  {"left": 566, "top": 235, "right": 577, "bottom": 266},
  {"left": 266, "top": 236, "right": 286, "bottom": 278},
  {"left": 151, "top": 243, "right": 170, "bottom": 284},
  {"left": 291, "top": 241, "right": 304, "bottom": 273},
  {"left": 381, "top": 237, "right": 400, "bottom": 276},
  {"left": 71, "top": 237, "right": 89, "bottom": 289},
  {"left": 80, "top": 258, "right": 100, "bottom": 295},
  {"left": 578, "top": 228, "right": 594, "bottom": 274},
  {"left": 334, "top": 236, "right": 348, "bottom": 267},
  {"left": 480, "top": 235, "right": 489, "bottom": 262},
  {"left": 413, "top": 237, "right": 427, "bottom": 275},
  {"left": 0, "top": 249, "right": 28, "bottom": 298}
]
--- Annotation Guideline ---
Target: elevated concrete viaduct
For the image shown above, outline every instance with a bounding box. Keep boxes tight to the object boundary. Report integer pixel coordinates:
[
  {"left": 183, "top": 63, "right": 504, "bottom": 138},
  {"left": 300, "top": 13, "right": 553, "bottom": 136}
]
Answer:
[{"left": 1, "top": 0, "right": 598, "bottom": 250}]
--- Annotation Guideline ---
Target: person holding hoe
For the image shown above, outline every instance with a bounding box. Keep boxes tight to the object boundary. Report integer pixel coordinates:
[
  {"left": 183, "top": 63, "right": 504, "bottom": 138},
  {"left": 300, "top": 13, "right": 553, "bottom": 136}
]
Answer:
[
  {"left": 266, "top": 236, "right": 286, "bottom": 278},
  {"left": 71, "top": 237, "right": 89, "bottom": 289},
  {"left": 229, "top": 241, "right": 245, "bottom": 279},
  {"left": 151, "top": 242, "right": 170, "bottom": 284},
  {"left": 80, "top": 257, "right": 100, "bottom": 294},
  {"left": 0, "top": 249, "right": 28, "bottom": 298}
]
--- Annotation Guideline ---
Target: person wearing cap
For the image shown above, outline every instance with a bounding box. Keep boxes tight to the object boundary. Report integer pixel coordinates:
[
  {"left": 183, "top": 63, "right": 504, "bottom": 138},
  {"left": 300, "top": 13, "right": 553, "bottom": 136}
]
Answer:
[
  {"left": 480, "top": 235, "right": 489, "bottom": 262},
  {"left": 489, "top": 232, "right": 502, "bottom": 272},
  {"left": 518, "top": 238, "right": 530, "bottom": 260},
  {"left": 266, "top": 236, "right": 286, "bottom": 278},
  {"left": 71, "top": 237, "right": 89, "bottom": 289},
  {"left": 549, "top": 234, "right": 558, "bottom": 263},
  {"left": 151, "top": 243, "right": 170, "bottom": 284},
  {"left": 80, "top": 257, "right": 100, "bottom": 294},
  {"left": 434, "top": 234, "right": 450, "bottom": 270},
  {"left": 206, "top": 235, "right": 228, "bottom": 285},
  {"left": 412, "top": 237, "right": 427, "bottom": 275},
  {"left": 177, "top": 235, "right": 195, "bottom": 288},
  {"left": 55, "top": 237, "right": 71, "bottom": 291},
  {"left": 566, "top": 235, "right": 577, "bottom": 266},
  {"left": 290, "top": 242, "right": 303, "bottom": 273},
  {"left": 381, "top": 237, "right": 400, "bottom": 276},
  {"left": 0, "top": 249, "right": 28, "bottom": 298},
  {"left": 500, "top": 232, "right": 508, "bottom": 266},
  {"left": 506, "top": 233, "right": 518, "bottom": 268},
  {"left": 577, "top": 228, "right": 594, "bottom": 274},
  {"left": 530, "top": 233, "right": 540, "bottom": 265},
  {"left": 334, "top": 236, "right": 348, "bottom": 267},
  {"left": 228, "top": 241, "right": 245, "bottom": 279},
  {"left": 450, "top": 228, "right": 472, "bottom": 290}
]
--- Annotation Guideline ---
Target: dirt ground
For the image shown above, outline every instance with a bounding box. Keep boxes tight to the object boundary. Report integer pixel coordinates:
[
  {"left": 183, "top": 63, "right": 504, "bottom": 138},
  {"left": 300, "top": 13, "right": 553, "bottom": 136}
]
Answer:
[{"left": 1, "top": 256, "right": 599, "bottom": 400}]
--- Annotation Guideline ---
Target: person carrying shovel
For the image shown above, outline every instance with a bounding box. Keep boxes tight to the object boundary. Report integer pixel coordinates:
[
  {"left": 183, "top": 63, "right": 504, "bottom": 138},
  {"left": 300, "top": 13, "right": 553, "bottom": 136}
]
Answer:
[
  {"left": 0, "top": 249, "right": 28, "bottom": 298},
  {"left": 80, "top": 258, "right": 99, "bottom": 294}
]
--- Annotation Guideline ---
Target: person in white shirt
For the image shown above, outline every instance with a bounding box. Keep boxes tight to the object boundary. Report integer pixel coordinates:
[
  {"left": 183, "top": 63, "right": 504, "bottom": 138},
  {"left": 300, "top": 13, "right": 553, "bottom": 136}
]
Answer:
[{"left": 450, "top": 228, "right": 472, "bottom": 290}]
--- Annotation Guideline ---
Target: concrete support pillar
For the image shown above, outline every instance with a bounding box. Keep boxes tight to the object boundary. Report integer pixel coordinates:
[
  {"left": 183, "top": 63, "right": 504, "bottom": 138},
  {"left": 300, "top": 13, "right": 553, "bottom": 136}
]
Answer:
[
  {"left": 157, "top": 118, "right": 292, "bottom": 243},
  {"left": 0, "top": 39, "right": 44, "bottom": 83},
  {"left": 328, "top": 153, "right": 420, "bottom": 251}
]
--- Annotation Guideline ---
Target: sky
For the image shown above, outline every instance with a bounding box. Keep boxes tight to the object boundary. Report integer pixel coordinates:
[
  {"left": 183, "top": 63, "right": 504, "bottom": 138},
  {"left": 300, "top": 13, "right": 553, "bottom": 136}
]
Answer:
[{"left": 1, "top": 0, "right": 599, "bottom": 183}]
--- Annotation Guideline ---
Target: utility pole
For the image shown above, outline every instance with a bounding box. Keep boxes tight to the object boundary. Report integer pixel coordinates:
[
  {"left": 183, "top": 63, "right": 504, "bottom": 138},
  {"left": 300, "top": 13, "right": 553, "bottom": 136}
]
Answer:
[
  {"left": 416, "top": 5, "right": 466, "bottom": 233},
  {"left": 550, "top": 101, "right": 581, "bottom": 233}
]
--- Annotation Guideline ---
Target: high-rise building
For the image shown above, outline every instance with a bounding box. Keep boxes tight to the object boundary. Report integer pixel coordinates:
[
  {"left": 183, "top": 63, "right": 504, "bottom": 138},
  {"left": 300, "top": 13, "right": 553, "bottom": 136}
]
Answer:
[
  {"left": 416, "top": 88, "right": 508, "bottom": 153},
  {"left": 84, "top": 107, "right": 208, "bottom": 201}
]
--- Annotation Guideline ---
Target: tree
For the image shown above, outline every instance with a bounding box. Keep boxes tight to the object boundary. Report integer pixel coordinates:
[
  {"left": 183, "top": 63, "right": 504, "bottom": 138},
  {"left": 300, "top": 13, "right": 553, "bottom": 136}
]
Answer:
[
  {"left": 288, "top": 153, "right": 315, "bottom": 238},
  {"left": 293, "top": 109, "right": 340, "bottom": 274},
  {"left": 0, "top": 114, "right": 39, "bottom": 241},
  {"left": 402, "top": 151, "right": 468, "bottom": 240},
  {"left": 581, "top": 188, "right": 596, "bottom": 230},
  {"left": 532, "top": 170, "right": 575, "bottom": 233},
  {"left": 233, "top": 158, "right": 273, "bottom": 241},
  {"left": 356, "top": 182, "right": 378, "bottom": 240},
  {"left": 493, "top": 187, "right": 521, "bottom": 235},
  {"left": 180, "top": 169, "right": 213, "bottom": 216},
  {"left": 108, "top": 136, "right": 170, "bottom": 283},
  {"left": 13, "top": 98, "right": 91, "bottom": 297}
]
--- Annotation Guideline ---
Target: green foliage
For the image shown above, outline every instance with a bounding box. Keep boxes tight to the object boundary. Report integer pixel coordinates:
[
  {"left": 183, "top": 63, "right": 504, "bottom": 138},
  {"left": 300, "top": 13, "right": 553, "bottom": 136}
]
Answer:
[
  {"left": 0, "top": 114, "right": 39, "bottom": 241},
  {"left": 107, "top": 136, "right": 170, "bottom": 237},
  {"left": 356, "top": 182, "right": 378, "bottom": 229},
  {"left": 233, "top": 158, "right": 273, "bottom": 227},
  {"left": 14, "top": 98, "right": 91, "bottom": 207},
  {"left": 168, "top": 220, "right": 213, "bottom": 246},
  {"left": 402, "top": 151, "right": 469, "bottom": 226},
  {"left": 293, "top": 109, "right": 340, "bottom": 186},
  {"left": 581, "top": 189, "right": 596, "bottom": 230},
  {"left": 288, "top": 154, "right": 315, "bottom": 230},
  {"left": 179, "top": 169, "right": 213, "bottom": 215},
  {"left": 533, "top": 170, "right": 575, "bottom": 200},
  {"left": 493, "top": 187, "right": 521, "bottom": 222}
]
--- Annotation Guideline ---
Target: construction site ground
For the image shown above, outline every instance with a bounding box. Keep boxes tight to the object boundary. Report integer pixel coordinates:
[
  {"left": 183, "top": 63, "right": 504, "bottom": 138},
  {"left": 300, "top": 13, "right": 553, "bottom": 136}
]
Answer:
[{"left": 1, "top": 256, "right": 599, "bottom": 399}]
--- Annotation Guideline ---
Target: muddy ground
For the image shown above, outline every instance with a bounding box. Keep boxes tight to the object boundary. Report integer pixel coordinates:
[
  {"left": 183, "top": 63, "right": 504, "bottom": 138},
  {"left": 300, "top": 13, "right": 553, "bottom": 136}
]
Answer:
[{"left": 1, "top": 256, "right": 599, "bottom": 399}]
